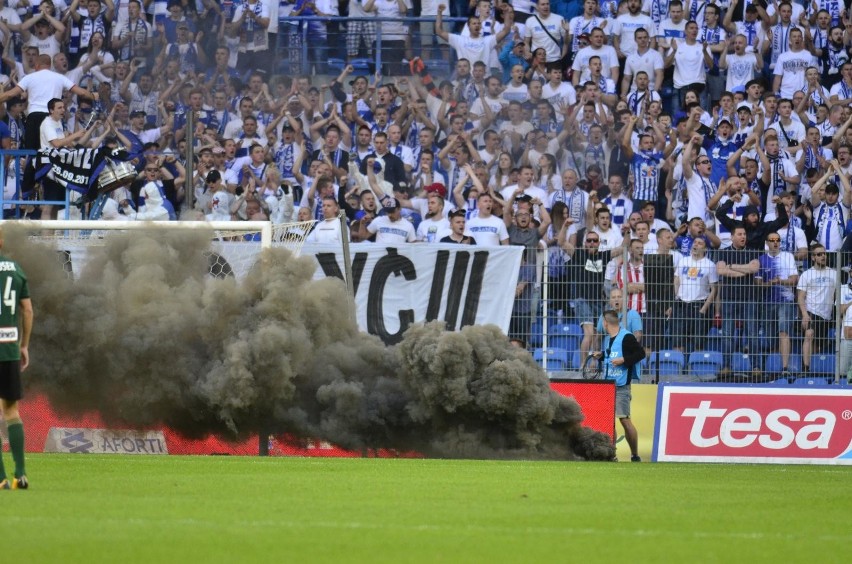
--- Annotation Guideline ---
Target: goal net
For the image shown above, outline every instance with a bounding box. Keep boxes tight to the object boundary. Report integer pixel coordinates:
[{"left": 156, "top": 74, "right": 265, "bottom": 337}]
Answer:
[{"left": 3, "top": 219, "right": 317, "bottom": 282}]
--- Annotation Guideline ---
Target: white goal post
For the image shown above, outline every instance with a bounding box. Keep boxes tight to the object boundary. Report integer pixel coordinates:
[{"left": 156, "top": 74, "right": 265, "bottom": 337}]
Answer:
[{"left": 0, "top": 219, "right": 319, "bottom": 281}]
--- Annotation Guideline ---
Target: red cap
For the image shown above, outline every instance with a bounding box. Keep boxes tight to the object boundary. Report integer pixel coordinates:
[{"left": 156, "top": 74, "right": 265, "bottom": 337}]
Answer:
[{"left": 424, "top": 183, "right": 447, "bottom": 198}]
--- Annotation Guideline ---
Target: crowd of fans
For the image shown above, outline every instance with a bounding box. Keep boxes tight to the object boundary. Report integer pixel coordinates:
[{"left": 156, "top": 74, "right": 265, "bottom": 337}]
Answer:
[{"left": 1, "top": 0, "right": 852, "bottom": 378}]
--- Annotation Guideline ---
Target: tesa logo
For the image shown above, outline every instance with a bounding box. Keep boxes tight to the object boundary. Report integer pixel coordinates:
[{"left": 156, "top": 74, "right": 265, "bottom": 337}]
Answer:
[{"left": 655, "top": 386, "right": 852, "bottom": 464}]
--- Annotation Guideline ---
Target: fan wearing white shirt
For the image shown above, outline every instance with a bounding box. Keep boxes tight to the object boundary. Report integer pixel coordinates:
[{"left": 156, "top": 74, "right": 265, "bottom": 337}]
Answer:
[
  {"left": 306, "top": 196, "right": 346, "bottom": 244},
  {"left": 465, "top": 191, "right": 509, "bottom": 245},
  {"left": 612, "top": 0, "right": 657, "bottom": 60},
  {"left": 622, "top": 27, "right": 665, "bottom": 93},
  {"left": 797, "top": 244, "right": 834, "bottom": 373},
  {"left": 772, "top": 28, "right": 817, "bottom": 99},
  {"left": 364, "top": 197, "right": 417, "bottom": 244},
  {"left": 572, "top": 27, "right": 620, "bottom": 86}
]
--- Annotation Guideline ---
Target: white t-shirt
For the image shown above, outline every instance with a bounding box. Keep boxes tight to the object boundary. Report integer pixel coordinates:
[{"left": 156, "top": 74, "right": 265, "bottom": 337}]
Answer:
[
  {"left": 797, "top": 266, "right": 835, "bottom": 319},
  {"left": 673, "top": 41, "right": 706, "bottom": 89},
  {"left": 417, "top": 217, "right": 451, "bottom": 243},
  {"left": 18, "top": 69, "right": 76, "bottom": 113},
  {"left": 773, "top": 49, "right": 818, "bottom": 99},
  {"left": 624, "top": 49, "right": 665, "bottom": 90},
  {"left": 572, "top": 45, "right": 619, "bottom": 82},
  {"left": 542, "top": 81, "right": 578, "bottom": 107},
  {"left": 366, "top": 215, "right": 416, "bottom": 244},
  {"left": 685, "top": 172, "right": 715, "bottom": 225},
  {"left": 769, "top": 119, "right": 806, "bottom": 152},
  {"left": 306, "top": 219, "right": 344, "bottom": 243},
  {"left": 725, "top": 52, "right": 759, "bottom": 91},
  {"left": 39, "top": 116, "right": 65, "bottom": 149},
  {"left": 465, "top": 214, "right": 509, "bottom": 246},
  {"left": 676, "top": 256, "right": 718, "bottom": 302},
  {"left": 448, "top": 33, "right": 498, "bottom": 67},
  {"left": 612, "top": 14, "right": 655, "bottom": 56},
  {"left": 525, "top": 12, "right": 566, "bottom": 63}
]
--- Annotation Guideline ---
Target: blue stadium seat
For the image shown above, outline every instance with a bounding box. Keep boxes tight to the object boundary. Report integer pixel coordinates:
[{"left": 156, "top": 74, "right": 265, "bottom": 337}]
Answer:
[
  {"left": 731, "top": 353, "right": 752, "bottom": 374},
  {"left": 326, "top": 58, "right": 346, "bottom": 72},
  {"left": 811, "top": 354, "right": 836, "bottom": 375},
  {"left": 650, "top": 350, "right": 685, "bottom": 378},
  {"left": 688, "top": 351, "right": 723, "bottom": 381},
  {"left": 349, "top": 58, "right": 372, "bottom": 75},
  {"left": 794, "top": 377, "right": 832, "bottom": 386},
  {"left": 533, "top": 348, "right": 570, "bottom": 371},
  {"left": 764, "top": 353, "right": 802, "bottom": 376},
  {"left": 548, "top": 323, "right": 583, "bottom": 356},
  {"left": 771, "top": 377, "right": 790, "bottom": 385}
]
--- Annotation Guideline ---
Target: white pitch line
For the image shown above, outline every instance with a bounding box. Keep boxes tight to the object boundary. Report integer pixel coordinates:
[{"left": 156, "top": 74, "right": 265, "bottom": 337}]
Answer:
[{"left": 1, "top": 515, "right": 849, "bottom": 543}]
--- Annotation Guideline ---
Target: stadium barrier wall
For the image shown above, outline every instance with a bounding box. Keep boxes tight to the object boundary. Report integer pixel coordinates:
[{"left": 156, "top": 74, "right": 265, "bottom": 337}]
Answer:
[
  {"left": 11, "top": 381, "right": 615, "bottom": 457},
  {"left": 652, "top": 383, "right": 852, "bottom": 465}
]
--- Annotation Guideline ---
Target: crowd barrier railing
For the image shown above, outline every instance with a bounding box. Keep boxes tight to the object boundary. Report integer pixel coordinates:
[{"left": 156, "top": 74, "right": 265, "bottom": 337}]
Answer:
[{"left": 517, "top": 245, "right": 849, "bottom": 384}]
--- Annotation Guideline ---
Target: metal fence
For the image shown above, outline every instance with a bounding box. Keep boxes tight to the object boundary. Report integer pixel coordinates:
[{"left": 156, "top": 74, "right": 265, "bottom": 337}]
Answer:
[
  {"left": 512, "top": 241, "right": 849, "bottom": 384},
  {"left": 278, "top": 16, "right": 464, "bottom": 78}
]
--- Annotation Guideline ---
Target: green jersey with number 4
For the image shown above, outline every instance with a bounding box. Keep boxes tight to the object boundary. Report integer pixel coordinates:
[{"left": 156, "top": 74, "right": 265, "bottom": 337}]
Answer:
[{"left": 0, "top": 254, "right": 29, "bottom": 362}]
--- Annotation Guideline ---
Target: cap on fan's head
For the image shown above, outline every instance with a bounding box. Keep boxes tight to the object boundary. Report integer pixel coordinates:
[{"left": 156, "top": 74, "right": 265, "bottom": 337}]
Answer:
[
  {"left": 130, "top": 110, "right": 147, "bottom": 119},
  {"left": 736, "top": 102, "right": 752, "bottom": 113},
  {"left": 382, "top": 197, "right": 401, "bottom": 211},
  {"left": 424, "top": 183, "right": 447, "bottom": 198}
]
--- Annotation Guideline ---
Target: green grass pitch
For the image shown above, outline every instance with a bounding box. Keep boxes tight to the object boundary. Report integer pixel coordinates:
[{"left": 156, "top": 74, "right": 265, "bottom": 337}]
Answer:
[{"left": 0, "top": 455, "right": 849, "bottom": 563}]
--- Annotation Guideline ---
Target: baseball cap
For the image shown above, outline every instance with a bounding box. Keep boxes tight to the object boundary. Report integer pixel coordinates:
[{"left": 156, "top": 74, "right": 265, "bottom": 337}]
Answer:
[
  {"left": 130, "top": 110, "right": 147, "bottom": 118},
  {"left": 424, "top": 183, "right": 447, "bottom": 198},
  {"left": 736, "top": 102, "right": 752, "bottom": 112},
  {"left": 718, "top": 117, "right": 733, "bottom": 127},
  {"left": 205, "top": 170, "right": 221, "bottom": 184},
  {"left": 382, "top": 197, "right": 401, "bottom": 211}
]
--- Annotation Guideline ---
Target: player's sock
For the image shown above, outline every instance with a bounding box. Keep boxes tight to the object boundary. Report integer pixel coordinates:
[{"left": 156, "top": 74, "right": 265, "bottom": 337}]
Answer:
[
  {"left": 0, "top": 434, "right": 7, "bottom": 482},
  {"left": 7, "top": 418, "right": 25, "bottom": 479}
]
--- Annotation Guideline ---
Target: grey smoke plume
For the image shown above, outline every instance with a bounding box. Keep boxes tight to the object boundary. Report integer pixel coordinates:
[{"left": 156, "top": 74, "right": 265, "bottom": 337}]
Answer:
[{"left": 5, "top": 225, "right": 614, "bottom": 460}]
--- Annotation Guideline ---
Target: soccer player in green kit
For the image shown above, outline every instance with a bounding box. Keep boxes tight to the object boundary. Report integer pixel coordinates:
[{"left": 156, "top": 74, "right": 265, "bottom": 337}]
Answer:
[{"left": 0, "top": 226, "right": 33, "bottom": 490}]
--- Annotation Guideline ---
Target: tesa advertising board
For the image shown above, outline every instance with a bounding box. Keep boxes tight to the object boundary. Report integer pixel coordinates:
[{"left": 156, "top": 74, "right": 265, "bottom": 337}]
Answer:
[{"left": 653, "top": 384, "right": 852, "bottom": 465}]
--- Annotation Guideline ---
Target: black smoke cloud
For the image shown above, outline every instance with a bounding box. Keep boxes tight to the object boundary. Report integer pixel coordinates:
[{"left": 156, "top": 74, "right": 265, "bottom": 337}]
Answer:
[{"left": 5, "top": 225, "right": 615, "bottom": 460}]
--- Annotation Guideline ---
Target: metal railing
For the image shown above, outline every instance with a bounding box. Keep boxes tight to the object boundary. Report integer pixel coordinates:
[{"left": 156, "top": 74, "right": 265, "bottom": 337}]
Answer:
[
  {"left": 0, "top": 149, "right": 73, "bottom": 220},
  {"left": 279, "top": 16, "right": 465, "bottom": 77},
  {"left": 515, "top": 243, "right": 849, "bottom": 384}
]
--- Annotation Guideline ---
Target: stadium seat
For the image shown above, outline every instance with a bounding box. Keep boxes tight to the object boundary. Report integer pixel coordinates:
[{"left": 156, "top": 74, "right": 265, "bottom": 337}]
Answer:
[
  {"left": 764, "top": 353, "right": 804, "bottom": 376},
  {"left": 688, "top": 351, "right": 723, "bottom": 381},
  {"left": 794, "top": 377, "right": 832, "bottom": 386},
  {"left": 533, "top": 348, "right": 570, "bottom": 371},
  {"left": 731, "top": 353, "right": 752, "bottom": 374},
  {"left": 811, "top": 354, "right": 836, "bottom": 375},
  {"left": 649, "top": 350, "right": 685, "bottom": 378},
  {"left": 349, "top": 58, "right": 372, "bottom": 75},
  {"left": 326, "top": 58, "right": 346, "bottom": 72},
  {"left": 548, "top": 323, "right": 582, "bottom": 356},
  {"left": 770, "top": 377, "right": 790, "bottom": 385}
]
